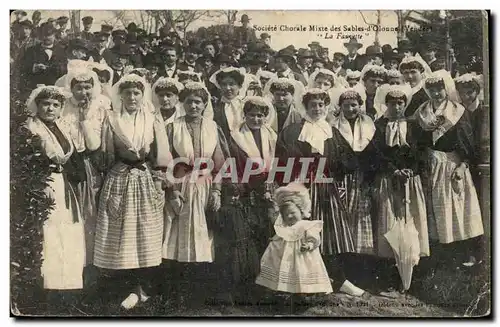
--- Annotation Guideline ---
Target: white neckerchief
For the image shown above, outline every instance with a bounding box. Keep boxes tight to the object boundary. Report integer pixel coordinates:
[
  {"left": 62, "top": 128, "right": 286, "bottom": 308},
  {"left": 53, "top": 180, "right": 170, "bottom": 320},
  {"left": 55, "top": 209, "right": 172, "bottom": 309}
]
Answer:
[
  {"left": 108, "top": 105, "right": 154, "bottom": 156},
  {"left": 231, "top": 123, "right": 277, "bottom": 169},
  {"left": 347, "top": 54, "right": 357, "bottom": 61},
  {"left": 333, "top": 66, "right": 342, "bottom": 75},
  {"left": 386, "top": 119, "right": 409, "bottom": 147},
  {"left": 26, "top": 117, "right": 74, "bottom": 165},
  {"left": 331, "top": 113, "right": 376, "bottom": 152},
  {"left": 273, "top": 216, "right": 323, "bottom": 242},
  {"left": 465, "top": 97, "right": 480, "bottom": 113},
  {"left": 298, "top": 115, "right": 333, "bottom": 155},
  {"left": 221, "top": 96, "right": 245, "bottom": 132},
  {"left": 44, "top": 48, "right": 53, "bottom": 60},
  {"left": 416, "top": 99, "right": 465, "bottom": 144},
  {"left": 172, "top": 117, "right": 218, "bottom": 164},
  {"left": 165, "top": 64, "right": 176, "bottom": 77},
  {"left": 61, "top": 95, "right": 109, "bottom": 152}
]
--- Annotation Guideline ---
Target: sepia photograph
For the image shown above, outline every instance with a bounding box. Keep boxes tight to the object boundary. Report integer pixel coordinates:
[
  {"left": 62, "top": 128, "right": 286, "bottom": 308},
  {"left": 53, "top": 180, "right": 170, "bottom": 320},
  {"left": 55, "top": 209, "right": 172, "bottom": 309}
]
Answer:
[{"left": 9, "top": 9, "right": 491, "bottom": 318}]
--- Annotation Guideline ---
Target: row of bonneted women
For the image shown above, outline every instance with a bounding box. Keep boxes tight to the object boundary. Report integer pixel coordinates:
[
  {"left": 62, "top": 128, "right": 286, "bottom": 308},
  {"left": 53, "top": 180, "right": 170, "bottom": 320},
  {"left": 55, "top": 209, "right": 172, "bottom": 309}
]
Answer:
[{"left": 24, "top": 59, "right": 485, "bottom": 310}]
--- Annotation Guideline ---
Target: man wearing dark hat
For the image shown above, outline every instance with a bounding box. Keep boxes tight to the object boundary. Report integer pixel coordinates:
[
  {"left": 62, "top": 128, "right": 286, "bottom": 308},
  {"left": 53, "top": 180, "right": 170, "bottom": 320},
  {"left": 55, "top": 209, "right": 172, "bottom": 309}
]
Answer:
[
  {"left": 384, "top": 49, "right": 403, "bottom": 71},
  {"left": 179, "top": 46, "right": 203, "bottom": 72},
  {"left": 66, "top": 38, "right": 90, "bottom": 61},
  {"left": 21, "top": 24, "right": 67, "bottom": 95},
  {"left": 421, "top": 41, "right": 441, "bottom": 71},
  {"left": 331, "top": 52, "right": 347, "bottom": 77},
  {"left": 100, "top": 24, "right": 114, "bottom": 48},
  {"left": 260, "top": 33, "right": 271, "bottom": 47},
  {"left": 308, "top": 41, "right": 322, "bottom": 57},
  {"left": 89, "top": 32, "right": 112, "bottom": 64},
  {"left": 11, "top": 10, "right": 27, "bottom": 38},
  {"left": 11, "top": 20, "right": 36, "bottom": 75},
  {"left": 143, "top": 53, "right": 162, "bottom": 84},
  {"left": 274, "top": 48, "right": 307, "bottom": 85},
  {"left": 296, "top": 48, "right": 314, "bottom": 81},
  {"left": 397, "top": 39, "right": 413, "bottom": 57},
  {"left": 201, "top": 40, "right": 216, "bottom": 59},
  {"left": 56, "top": 16, "right": 70, "bottom": 41},
  {"left": 235, "top": 14, "right": 257, "bottom": 46},
  {"left": 31, "top": 11, "right": 42, "bottom": 38},
  {"left": 79, "top": 16, "right": 94, "bottom": 41},
  {"left": 319, "top": 47, "right": 330, "bottom": 66},
  {"left": 158, "top": 45, "right": 180, "bottom": 78},
  {"left": 111, "top": 29, "right": 127, "bottom": 48},
  {"left": 109, "top": 44, "right": 133, "bottom": 84},
  {"left": 342, "top": 37, "right": 365, "bottom": 71},
  {"left": 365, "top": 44, "right": 384, "bottom": 66}
]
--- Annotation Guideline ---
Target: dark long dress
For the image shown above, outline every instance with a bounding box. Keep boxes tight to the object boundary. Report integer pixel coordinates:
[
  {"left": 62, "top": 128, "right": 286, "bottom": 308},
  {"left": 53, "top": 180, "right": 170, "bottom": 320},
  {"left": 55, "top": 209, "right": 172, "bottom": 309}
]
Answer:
[
  {"left": 229, "top": 127, "right": 277, "bottom": 256},
  {"left": 372, "top": 118, "right": 430, "bottom": 258},
  {"left": 276, "top": 119, "right": 355, "bottom": 256},
  {"left": 405, "top": 87, "right": 428, "bottom": 119}
]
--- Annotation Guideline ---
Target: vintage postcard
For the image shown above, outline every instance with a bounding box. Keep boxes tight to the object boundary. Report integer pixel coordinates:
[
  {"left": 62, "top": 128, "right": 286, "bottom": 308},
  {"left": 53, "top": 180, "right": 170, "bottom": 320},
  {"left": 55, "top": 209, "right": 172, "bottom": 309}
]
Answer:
[{"left": 10, "top": 9, "right": 491, "bottom": 317}]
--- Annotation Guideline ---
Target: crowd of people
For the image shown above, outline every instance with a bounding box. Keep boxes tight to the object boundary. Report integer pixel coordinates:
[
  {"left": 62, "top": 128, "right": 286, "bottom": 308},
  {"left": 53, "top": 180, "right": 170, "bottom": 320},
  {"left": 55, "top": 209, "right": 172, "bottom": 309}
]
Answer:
[{"left": 11, "top": 10, "right": 487, "bottom": 313}]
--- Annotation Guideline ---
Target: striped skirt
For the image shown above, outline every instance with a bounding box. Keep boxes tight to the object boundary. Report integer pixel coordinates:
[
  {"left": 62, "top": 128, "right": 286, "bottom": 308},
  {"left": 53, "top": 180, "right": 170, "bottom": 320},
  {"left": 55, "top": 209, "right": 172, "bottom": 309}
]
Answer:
[
  {"left": 93, "top": 162, "right": 165, "bottom": 270},
  {"left": 310, "top": 182, "right": 355, "bottom": 255},
  {"left": 345, "top": 171, "right": 374, "bottom": 254},
  {"left": 427, "top": 150, "right": 484, "bottom": 244}
]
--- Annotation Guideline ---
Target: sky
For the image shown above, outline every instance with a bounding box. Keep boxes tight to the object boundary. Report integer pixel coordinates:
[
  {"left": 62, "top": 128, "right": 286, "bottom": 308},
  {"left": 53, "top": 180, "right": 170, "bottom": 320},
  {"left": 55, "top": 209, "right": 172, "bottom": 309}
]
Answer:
[{"left": 13, "top": 10, "right": 400, "bottom": 54}]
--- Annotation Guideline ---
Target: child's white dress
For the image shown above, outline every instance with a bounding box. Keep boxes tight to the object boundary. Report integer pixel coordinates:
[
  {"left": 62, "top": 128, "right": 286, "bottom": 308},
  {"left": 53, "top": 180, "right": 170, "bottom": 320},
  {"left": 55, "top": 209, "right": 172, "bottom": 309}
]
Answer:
[{"left": 256, "top": 218, "right": 333, "bottom": 294}]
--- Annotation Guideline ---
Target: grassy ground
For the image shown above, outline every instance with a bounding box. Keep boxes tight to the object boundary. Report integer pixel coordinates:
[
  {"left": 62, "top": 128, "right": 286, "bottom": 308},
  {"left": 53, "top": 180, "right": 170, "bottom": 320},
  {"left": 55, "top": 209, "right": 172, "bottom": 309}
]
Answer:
[{"left": 13, "top": 249, "right": 490, "bottom": 318}]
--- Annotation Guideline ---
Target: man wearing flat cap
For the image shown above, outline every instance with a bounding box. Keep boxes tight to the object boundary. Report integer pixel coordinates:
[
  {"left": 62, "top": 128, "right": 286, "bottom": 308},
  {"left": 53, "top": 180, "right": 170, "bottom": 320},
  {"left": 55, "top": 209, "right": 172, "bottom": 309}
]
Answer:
[
  {"left": 235, "top": 14, "right": 257, "bottom": 46},
  {"left": 274, "top": 48, "right": 307, "bottom": 85},
  {"left": 79, "top": 16, "right": 94, "bottom": 41},
  {"left": 55, "top": 16, "right": 70, "bottom": 42},
  {"left": 296, "top": 48, "right": 314, "bottom": 82},
  {"left": 20, "top": 23, "right": 67, "bottom": 96},
  {"left": 89, "top": 32, "right": 113, "bottom": 64},
  {"left": 109, "top": 44, "right": 134, "bottom": 84},
  {"left": 331, "top": 52, "right": 347, "bottom": 77},
  {"left": 342, "top": 37, "right": 365, "bottom": 71}
]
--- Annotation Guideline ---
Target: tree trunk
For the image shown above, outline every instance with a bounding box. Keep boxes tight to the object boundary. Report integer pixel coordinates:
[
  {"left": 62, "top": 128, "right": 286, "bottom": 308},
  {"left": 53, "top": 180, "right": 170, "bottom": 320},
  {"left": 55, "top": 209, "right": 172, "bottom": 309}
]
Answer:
[{"left": 374, "top": 10, "right": 381, "bottom": 46}]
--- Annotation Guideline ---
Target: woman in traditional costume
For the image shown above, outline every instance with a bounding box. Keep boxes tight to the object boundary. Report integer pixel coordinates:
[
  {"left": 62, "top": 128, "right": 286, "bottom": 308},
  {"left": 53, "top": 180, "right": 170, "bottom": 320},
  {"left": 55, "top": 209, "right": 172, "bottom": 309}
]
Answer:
[
  {"left": 152, "top": 77, "right": 185, "bottom": 125},
  {"left": 263, "top": 78, "right": 305, "bottom": 134},
  {"left": 162, "top": 82, "right": 229, "bottom": 306},
  {"left": 330, "top": 88, "right": 378, "bottom": 256},
  {"left": 60, "top": 67, "right": 110, "bottom": 272},
  {"left": 276, "top": 88, "right": 365, "bottom": 297},
  {"left": 25, "top": 85, "right": 86, "bottom": 301},
  {"left": 414, "top": 70, "right": 484, "bottom": 267},
  {"left": 89, "top": 61, "right": 114, "bottom": 99},
  {"left": 93, "top": 74, "right": 171, "bottom": 310},
  {"left": 307, "top": 68, "right": 349, "bottom": 118},
  {"left": 211, "top": 67, "right": 250, "bottom": 140},
  {"left": 399, "top": 54, "right": 432, "bottom": 119},
  {"left": 345, "top": 69, "right": 361, "bottom": 88},
  {"left": 228, "top": 96, "right": 277, "bottom": 256},
  {"left": 371, "top": 84, "right": 430, "bottom": 293},
  {"left": 213, "top": 97, "right": 277, "bottom": 304},
  {"left": 357, "top": 64, "right": 387, "bottom": 120}
]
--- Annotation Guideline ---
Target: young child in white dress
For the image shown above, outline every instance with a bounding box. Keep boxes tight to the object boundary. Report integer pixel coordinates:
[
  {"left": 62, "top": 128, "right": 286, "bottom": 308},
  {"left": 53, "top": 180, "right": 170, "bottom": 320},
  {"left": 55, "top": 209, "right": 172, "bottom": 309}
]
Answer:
[{"left": 256, "top": 183, "right": 333, "bottom": 295}]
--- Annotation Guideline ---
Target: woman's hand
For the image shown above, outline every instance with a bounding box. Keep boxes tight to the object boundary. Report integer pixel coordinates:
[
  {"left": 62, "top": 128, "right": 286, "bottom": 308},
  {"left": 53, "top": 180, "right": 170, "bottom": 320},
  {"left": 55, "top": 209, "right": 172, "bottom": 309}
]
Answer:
[
  {"left": 168, "top": 190, "right": 185, "bottom": 212},
  {"left": 209, "top": 191, "right": 221, "bottom": 212},
  {"left": 44, "top": 186, "right": 55, "bottom": 201},
  {"left": 264, "top": 191, "right": 272, "bottom": 201},
  {"left": 154, "top": 181, "right": 163, "bottom": 193},
  {"left": 401, "top": 168, "right": 414, "bottom": 178},
  {"left": 452, "top": 163, "right": 467, "bottom": 181}
]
